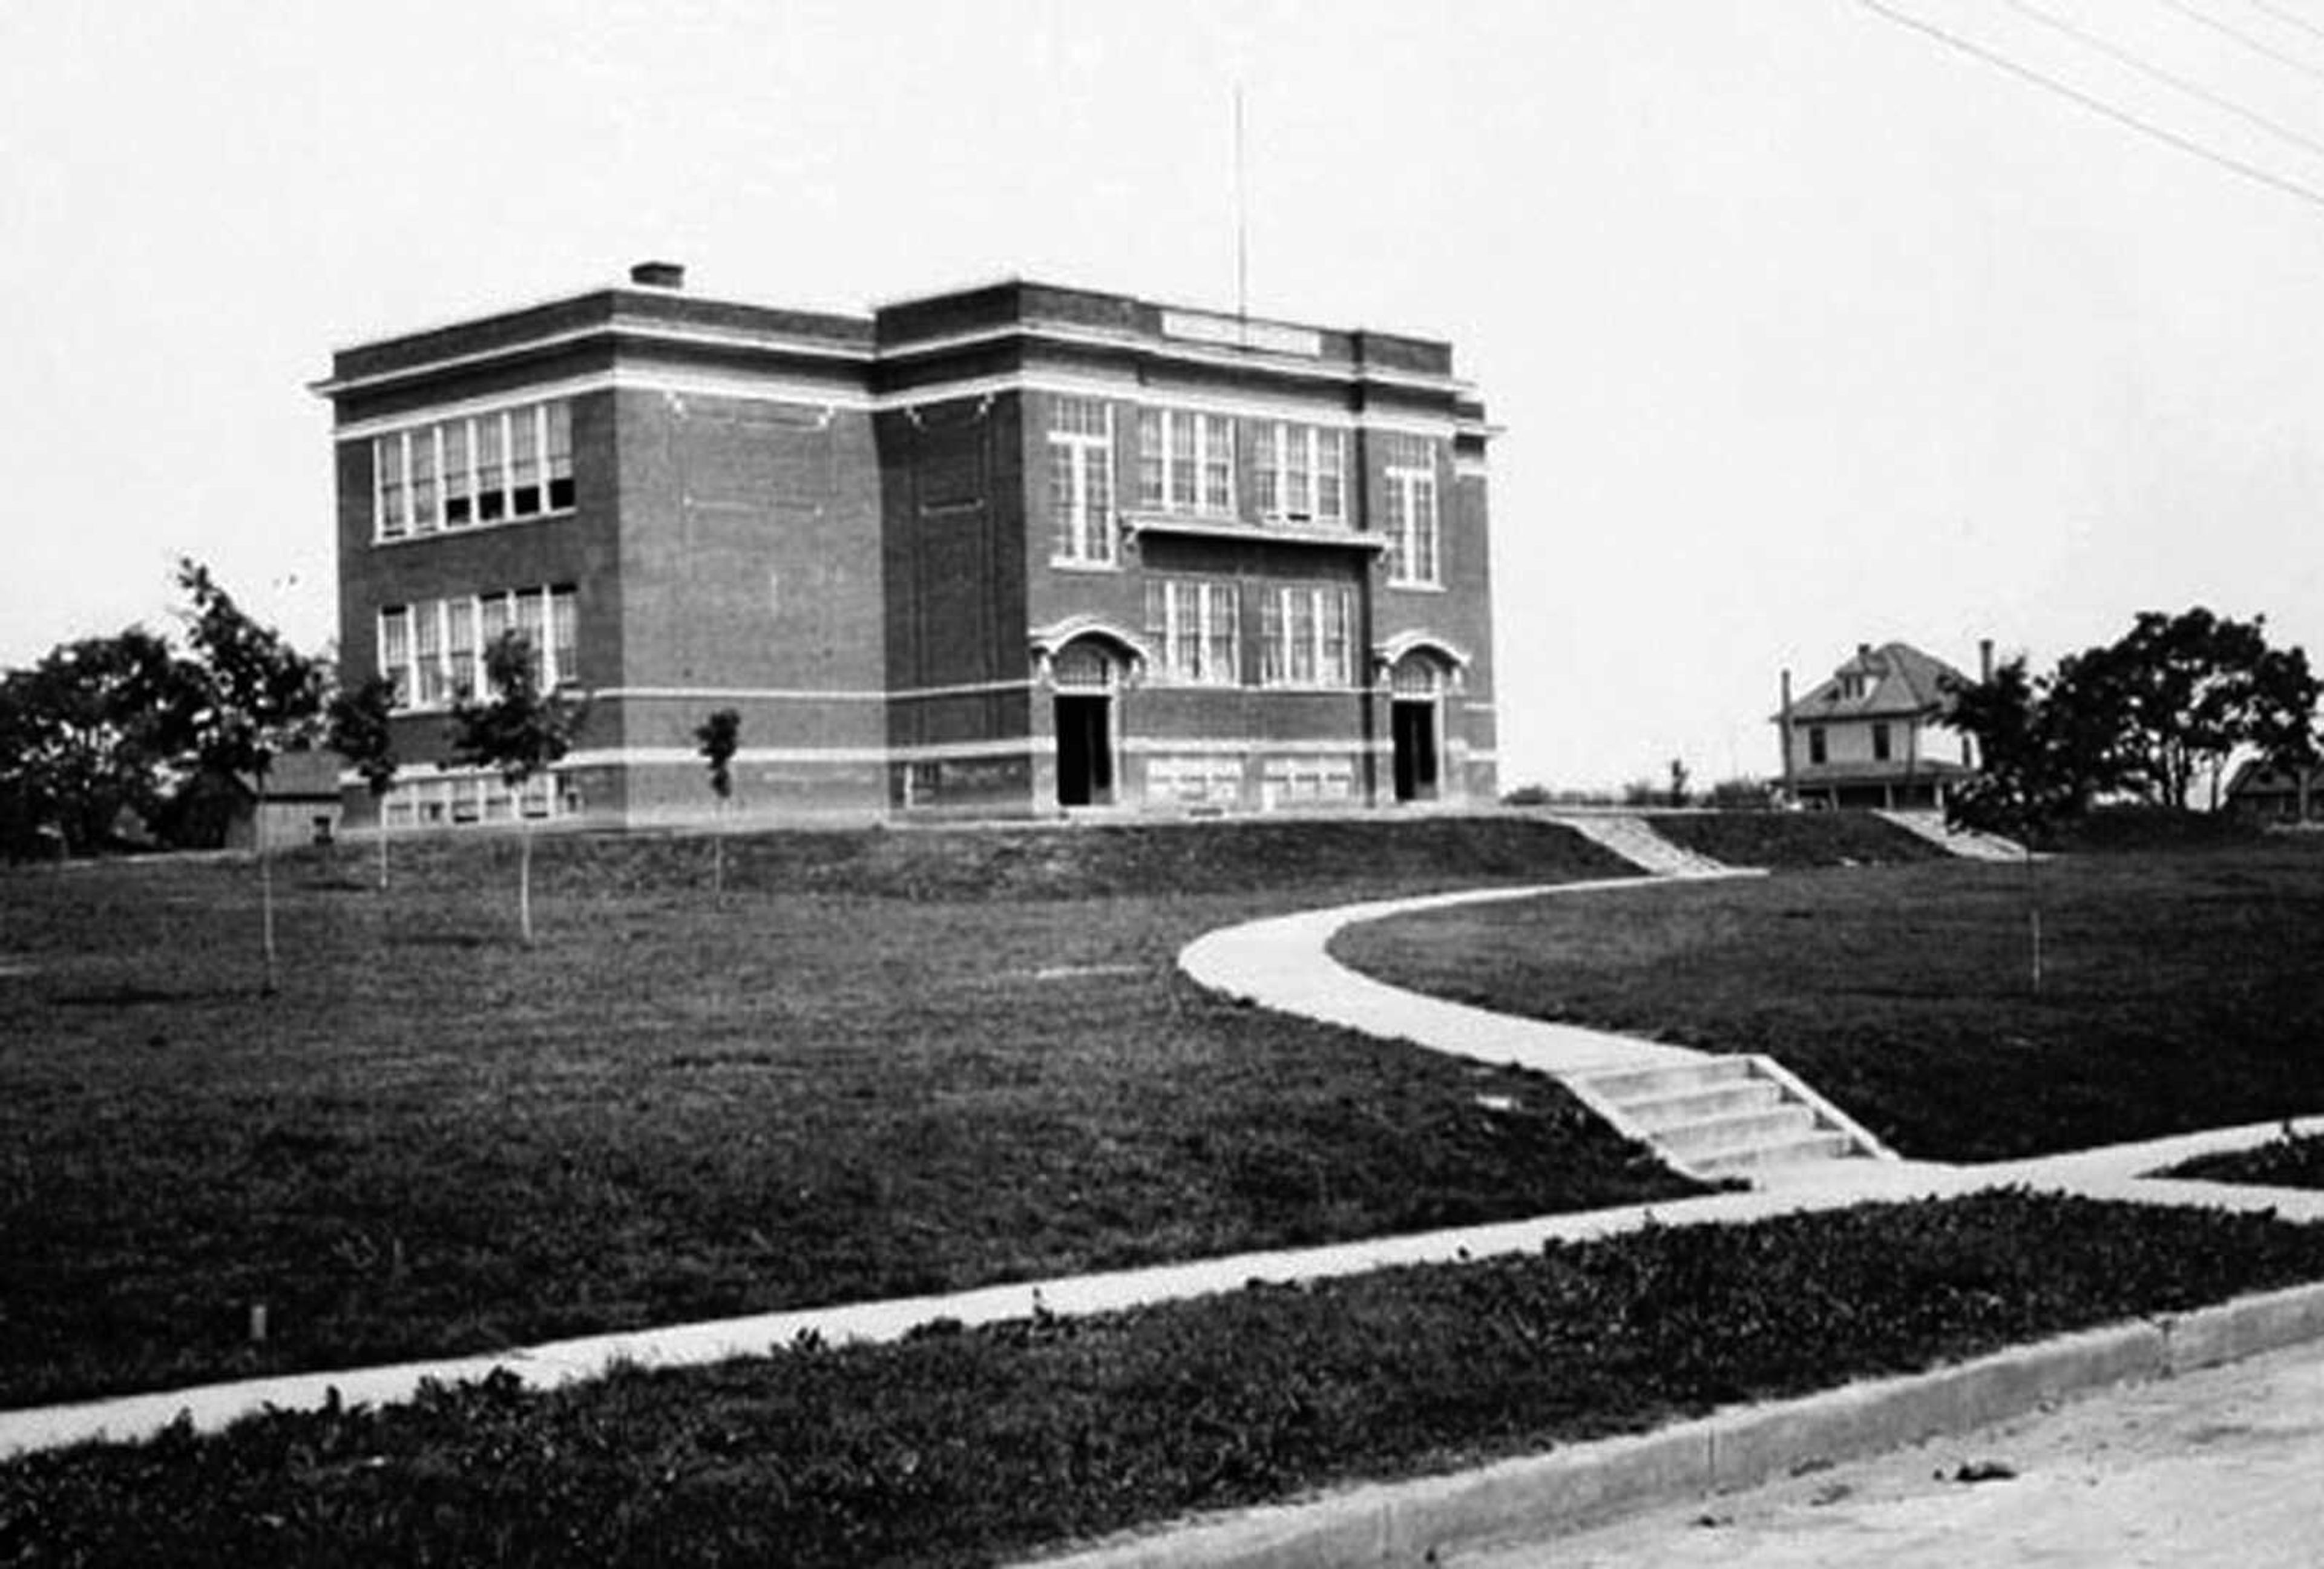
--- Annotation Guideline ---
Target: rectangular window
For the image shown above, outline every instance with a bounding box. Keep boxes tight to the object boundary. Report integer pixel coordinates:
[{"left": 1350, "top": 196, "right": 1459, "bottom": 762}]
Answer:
[
  {"left": 1872, "top": 723, "right": 1892, "bottom": 762},
  {"left": 476, "top": 413, "right": 507, "bottom": 522},
  {"left": 414, "top": 601, "right": 445, "bottom": 707},
  {"left": 409, "top": 427, "right": 439, "bottom": 534},
  {"left": 550, "top": 587, "right": 577, "bottom": 687},
  {"left": 480, "top": 590, "right": 511, "bottom": 656},
  {"left": 1201, "top": 414, "right": 1233, "bottom": 513},
  {"left": 442, "top": 421, "right": 472, "bottom": 526},
  {"left": 1047, "top": 396, "right": 1115, "bottom": 565},
  {"left": 376, "top": 435, "right": 408, "bottom": 541},
  {"left": 445, "top": 597, "right": 477, "bottom": 702},
  {"left": 1382, "top": 433, "right": 1440, "bottom": 585},
  {"left": 517, "top": 589, "right": 547, "bottom": 686},
  {"left": 1808, "top": 726, "right": 1828, "bottom": 766},
  {"left": 1134, "top": 407, "right": 1233, "bottom": 515},
  {"left": 371, "top": 399, "right": 572, "bottom": 540},
  {"left": 378, "top": 606, "right": 411, "bottom": 705},
  {"left": 545, "top": 401, "right": 574, "bottom": 511},
  {"left": 1316, "top": 429, "right": 1346, "bottom": 521},
  {"left": 510, "top": 405, "right": 542, "bottom": 516},
  {"left": 1252, "top": 423, "right": 1348, "bottom": 525},
  {"left": 1144, "top": 576, "right": 1240, "bottom": 685},
  {"left": 1259, "top": 583, "right": 1354, "bottom": 687}
]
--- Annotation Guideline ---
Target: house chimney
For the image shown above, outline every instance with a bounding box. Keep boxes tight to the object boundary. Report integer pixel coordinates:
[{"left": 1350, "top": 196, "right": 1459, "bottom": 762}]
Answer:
[
  {"left": 1980, "top": 638, "right": 1994, "bottom": 682},
  {"left": 1856, "top": 642, "right": 1872, "bottom": 662},
  {"left": 629, "top": 260, "right": 686, "bottom": 289}
]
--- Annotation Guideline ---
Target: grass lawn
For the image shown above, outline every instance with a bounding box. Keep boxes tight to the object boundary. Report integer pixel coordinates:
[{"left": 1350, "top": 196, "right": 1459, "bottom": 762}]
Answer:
[
  {"left": 8, "top": 1191, "right": 2324, "bottom": 1567},
  {"left": 0, "top": 818, "right": 1695, "bottom": 1410},
  {"left": 1641, "top": 810, "right": 1952, "bottom": 869},
  {"left": 1332, "top": 839, "right": 2324, "bottom": 1162},
  {"left": 2164, "top": 1129, "right": 2324, "bottom": 1190}
]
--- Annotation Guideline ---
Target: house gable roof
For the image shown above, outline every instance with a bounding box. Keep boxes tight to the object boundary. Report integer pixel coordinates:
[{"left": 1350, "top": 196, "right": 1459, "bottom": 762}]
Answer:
[{"left": 1780, "top": 642, "right": 1971, "bottom": 723}]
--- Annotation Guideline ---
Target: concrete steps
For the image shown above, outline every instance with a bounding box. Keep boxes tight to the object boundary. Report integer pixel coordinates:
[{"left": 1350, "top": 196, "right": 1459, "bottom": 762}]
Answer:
[
  {"left": 1878, "top": 809, "right": 2027, "bottom": 863},
  {"left": 1566, "top": 1056, "right": 1892, "bottom": 1183},
  {"left": 1548, "top": 814, "right": 1731, "bottom": 877}
]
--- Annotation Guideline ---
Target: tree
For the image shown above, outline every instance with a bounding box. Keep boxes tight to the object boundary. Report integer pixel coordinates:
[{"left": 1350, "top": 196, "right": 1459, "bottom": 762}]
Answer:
[
  {"left": 327, "top": 674, "right": 402, "bottom": 890},
  {"left": 446, "top": 630, "right": 586, "bottom": 944},
  {"left": 174, "top": 559, "right": 328, "bottom": 994},
  {"left": 695, "top": 707, "right": 741, "bottom": 895},
  {"left": 2062, "top": 609, "right": 2320, "bottom": 809},
  {"left": 0, "top": 630, "right": 203, "bottom": 858}
]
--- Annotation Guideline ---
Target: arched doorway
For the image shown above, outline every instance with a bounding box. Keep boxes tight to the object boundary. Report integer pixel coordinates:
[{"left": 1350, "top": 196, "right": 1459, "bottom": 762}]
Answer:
[
  {"left": 1388, "top": 652, "right": 1447, "bottom": 803},
  {"left": 1052, "top": 641, "right": 1118, "bottom": 808}
]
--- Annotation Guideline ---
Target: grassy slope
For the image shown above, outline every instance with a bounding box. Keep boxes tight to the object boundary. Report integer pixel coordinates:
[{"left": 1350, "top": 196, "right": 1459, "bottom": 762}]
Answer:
[
  {"left": 1333, "top": 841, "right": 2324, "bottom": 1162},
  {"left": 8, "top": 1192, "right": 2324, "bottom": 1567},
  {"left": 1641, "top": 811, "right": 1952, "bottom": 869},
  {"left": 0, "top": 819, "right": 1698, "bottom": 1409}
]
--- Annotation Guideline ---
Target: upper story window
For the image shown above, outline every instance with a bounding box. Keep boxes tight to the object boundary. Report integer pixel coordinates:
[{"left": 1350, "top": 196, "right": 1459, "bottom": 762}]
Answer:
[
  {"left": 1251, "top": 423, "right": 1350, "bottom": 527},
  {"left": 1380, "top": 433, "right": 1440, "bottom": 586},
  {"left": 1047, "top": 396, "right": 1115, "bottom": 567},
  {"left": 377, "top": 585, "right": 578, "bottom": 711},
  {"left": 1259, "top": 583, "right": 1353, "bottom": 687},
  {"left": 374, "top": 399, "right": 573, "bottom": 542},
  {"left": 1135, "top": 407, "right": 1234, "bottom": 516},
  {"left": 1143, "top": 575, "right": 1240, "bottom": 686}
]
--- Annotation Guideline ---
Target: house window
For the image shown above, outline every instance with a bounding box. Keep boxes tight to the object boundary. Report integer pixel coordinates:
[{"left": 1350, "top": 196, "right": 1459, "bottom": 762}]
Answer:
[
  {"left": 1135, "top": 407, "right": 1233, "bottom": 515},
  {"left": 1252, "top": 423, "right": 1350, "bottom": 525},
  {"left": 1872, "top": 723, "right": 1892, "bottom": 762},
  {"left": 376, "top": 585, "right": 579, "bottom": 710},
  {"left": 1808, "top": 726, "right": 1828, "bottom": 766},
  {"left": 1047, "top": 396, "right": 1115, "bottom": 565},
  {"left": 372, "top": 398, "right": 574, "bottom": 541},
  {"left": 1143, "top": 576, "right": 1241, "bottom": 685},
  {"left": 1381, "top": 434, "right": 1440, "bottom": 585},
  {"left": 1259, "top": 584, "right": 1354, "bottom": 687}
]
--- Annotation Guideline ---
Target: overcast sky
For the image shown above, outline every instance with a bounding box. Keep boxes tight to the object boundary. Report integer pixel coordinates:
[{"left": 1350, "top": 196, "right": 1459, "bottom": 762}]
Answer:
[{"left": 6, "top": 0, "right": 2323, "bottom": 790}]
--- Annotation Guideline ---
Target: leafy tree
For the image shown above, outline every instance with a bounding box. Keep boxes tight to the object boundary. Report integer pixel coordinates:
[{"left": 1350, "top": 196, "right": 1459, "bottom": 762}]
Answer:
[
  {"left": 695, "top": 707, "right": 741, "bottom": 895},
  {"left": 0, "top": 629, "right": 202, "bottom": 858},
  {"left": 446, "top": 630, "right": 586, "bottom": 944},
  {"left": 2062, "top": 608, "right": 2320, "bottom": 809},
  {"left": 174, "top": 559, "right": 328, "bottom": 993},
  {"left": 327, "top": 674, "right": 402, "bottom": 890}
]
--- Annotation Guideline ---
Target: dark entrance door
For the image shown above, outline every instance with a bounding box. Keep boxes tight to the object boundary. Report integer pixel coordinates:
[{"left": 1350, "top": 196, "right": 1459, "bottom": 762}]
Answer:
[
  {"left": 1391, "top": 699, "right": 1438, "bottom": 803},
  {"left": 1055, "top": 694, "right": 1113, "bottom": 806}
]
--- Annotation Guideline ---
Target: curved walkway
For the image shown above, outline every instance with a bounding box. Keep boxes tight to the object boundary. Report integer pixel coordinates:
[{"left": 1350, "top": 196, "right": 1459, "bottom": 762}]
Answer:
[{"left": 7, "top": 873, "right": 2323, "bottom": 1464}]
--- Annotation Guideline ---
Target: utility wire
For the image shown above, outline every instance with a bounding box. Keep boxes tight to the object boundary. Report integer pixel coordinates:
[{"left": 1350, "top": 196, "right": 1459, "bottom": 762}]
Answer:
[
  {"left": 2246, "top": 0, "right": 2324, "bottom": 48},
  {"left": 2003, "top": 0, "right": 2324, "bottom": 164},
  {"left": 2155, "top": 0, "right": 2324, "bottom": 83},
  {"left": 1856, "top": 0, "right": 2324, "bottom": 212}
]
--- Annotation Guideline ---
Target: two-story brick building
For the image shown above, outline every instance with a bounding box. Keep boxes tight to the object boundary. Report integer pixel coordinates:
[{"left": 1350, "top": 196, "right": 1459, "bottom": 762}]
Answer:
[{"left": 318, "top": 265, "right": 1497, "bottom": 830}]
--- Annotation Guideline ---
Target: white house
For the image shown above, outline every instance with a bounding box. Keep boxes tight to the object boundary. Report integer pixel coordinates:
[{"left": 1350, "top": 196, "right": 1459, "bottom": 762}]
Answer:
[{"left": 1776, "top": 641, "right": 1983, "bottom": 809}]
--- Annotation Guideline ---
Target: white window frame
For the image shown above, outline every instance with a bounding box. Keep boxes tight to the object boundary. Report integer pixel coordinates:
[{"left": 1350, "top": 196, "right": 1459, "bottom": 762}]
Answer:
[
  {"left": 1047, "top": 396, "right": 1116, "bottom": 567},
  {"left": 376, "top": 585, "right": 579, "bottom": 711},
  {"left": 1135, "top": 406, "right": 1235, "bottom": 516},
  {"left": 1259, "top": 583, "right": 1354, "bottom": 688},
  {"left": 1253, "top": 422, "right": 1349, "bottom": 526},
  {"left": 1382, "top": 436, "right": 1441, "bottom": 587},
  {"left": 372, "top": 399, "right": 575, "bottom": 543},
  {"left": 1144, "top": 576, "right": 1241, "bottom": 686}
]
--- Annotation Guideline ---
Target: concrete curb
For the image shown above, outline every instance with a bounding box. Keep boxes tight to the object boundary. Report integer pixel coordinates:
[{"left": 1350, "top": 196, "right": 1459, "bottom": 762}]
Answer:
[{"left": 1026, "top": 1280, "right": 2324, "bottom": 1568}]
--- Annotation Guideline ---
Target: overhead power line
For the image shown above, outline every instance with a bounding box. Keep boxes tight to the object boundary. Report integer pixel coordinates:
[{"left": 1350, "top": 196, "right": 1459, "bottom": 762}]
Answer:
[
  {"left": 2155, "top": 0, "right": 2324, "bottom": 84},
  {"left": 1855, "top": 0, "right": 2324, "bottom": 214},
  {"left": 2245, "top": 0, "right": 2324, "bottom": 48},
  {"left": 2003, "top": 0, "right": 2324, "bottom": 164}
]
